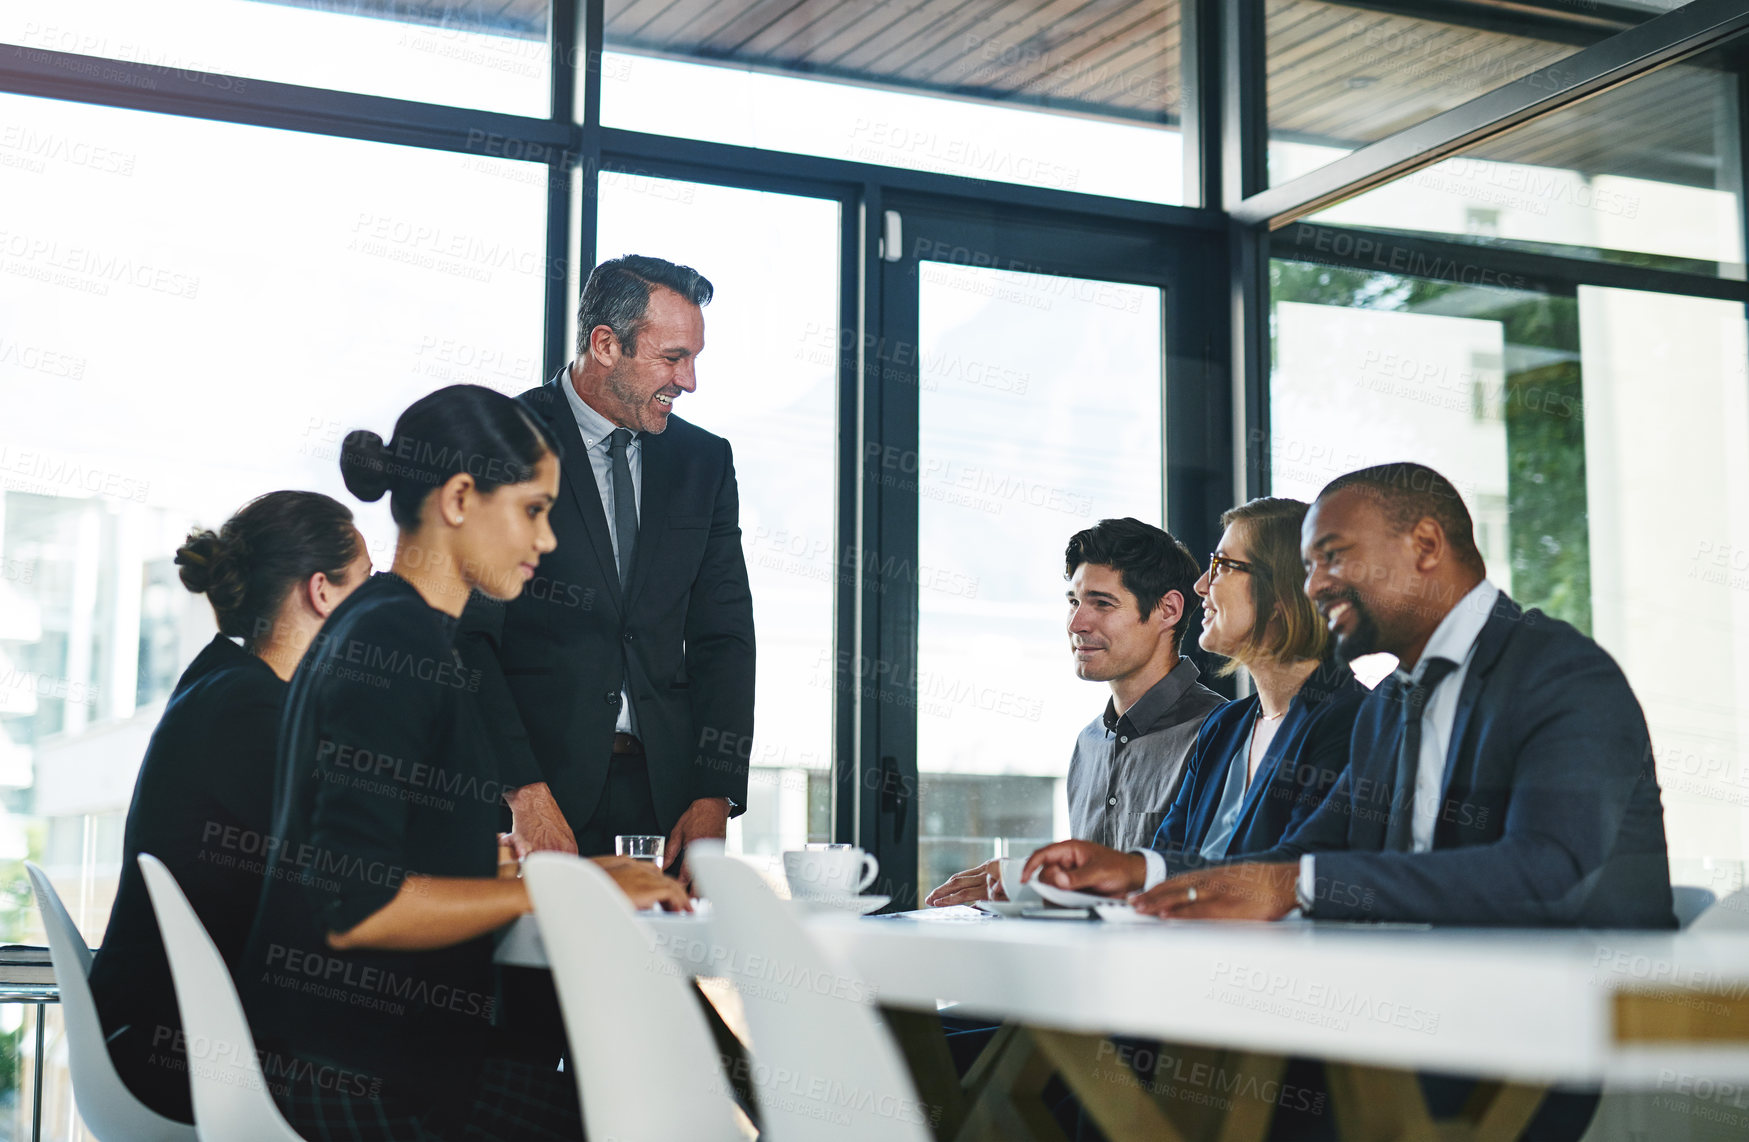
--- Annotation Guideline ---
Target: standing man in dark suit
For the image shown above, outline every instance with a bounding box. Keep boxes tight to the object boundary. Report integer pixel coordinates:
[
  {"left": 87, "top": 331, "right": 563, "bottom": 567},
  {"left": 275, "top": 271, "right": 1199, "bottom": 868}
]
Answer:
[
  {"left": 1040, "top": 461, "right": 1674, "bottom": 929},
  {"left": 464, "top": 255, "right": 755, "bottom": 880}
]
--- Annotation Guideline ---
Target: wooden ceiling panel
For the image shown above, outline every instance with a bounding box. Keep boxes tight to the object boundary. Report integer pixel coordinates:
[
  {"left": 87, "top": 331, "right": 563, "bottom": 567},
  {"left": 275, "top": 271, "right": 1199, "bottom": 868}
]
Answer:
[
  {"left": 826, "top": 0, "right": 993, "bottom": 73},
  {"left": 273, "top": 0, "right": 1721, "bottom": 188},
  {"left": 602, "top": 0, "right": 1184, "bottom": 119},
  {"left": 888, "top": 0, "right": 1066, "bottom": 82}
]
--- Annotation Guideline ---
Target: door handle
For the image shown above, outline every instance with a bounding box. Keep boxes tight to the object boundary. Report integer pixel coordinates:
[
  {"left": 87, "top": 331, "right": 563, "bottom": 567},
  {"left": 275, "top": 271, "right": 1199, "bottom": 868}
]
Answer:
[{"left": 879, "top": 754, "right": 909, "bottom": 838}]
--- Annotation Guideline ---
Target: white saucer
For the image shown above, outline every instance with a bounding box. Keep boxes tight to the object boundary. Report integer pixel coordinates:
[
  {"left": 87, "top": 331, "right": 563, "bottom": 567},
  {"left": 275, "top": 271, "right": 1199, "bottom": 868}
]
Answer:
[
  {"left": 794, "top": 893, "right": 891, "bottom": 916},
  {"left": 1029, "top": 878, "right": 1128, "bottom": 909},
  {"left": 972, "top": 899, "right": 1029, "bottom": 918}
]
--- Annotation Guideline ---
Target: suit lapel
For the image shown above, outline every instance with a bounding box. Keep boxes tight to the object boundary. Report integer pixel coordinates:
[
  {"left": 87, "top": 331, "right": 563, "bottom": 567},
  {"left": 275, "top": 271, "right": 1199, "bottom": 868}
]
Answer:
[
  {"left": 1438, "top": 594, "right": 1518, "bottom": 807},
  {"left": 625, "top": 427, "right": 674, "bottom": 612},
  {"left": 538, "top": 369, "right": 623, "bottom": 608}
]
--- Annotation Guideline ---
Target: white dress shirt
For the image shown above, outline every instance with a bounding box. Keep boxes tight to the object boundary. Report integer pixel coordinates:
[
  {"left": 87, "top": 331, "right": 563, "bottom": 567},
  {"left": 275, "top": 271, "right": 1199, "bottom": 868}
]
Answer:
[
  {"left": 1297, "top": 579, "right": 1500, "bottom": 909},
  {"left": 561, "top": 372, "right": 642, "bottom": 736}
]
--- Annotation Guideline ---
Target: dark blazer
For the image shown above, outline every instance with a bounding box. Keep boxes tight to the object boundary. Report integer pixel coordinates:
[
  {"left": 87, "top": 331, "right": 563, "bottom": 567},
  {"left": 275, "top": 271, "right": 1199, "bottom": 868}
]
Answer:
[
  {"left": 89, "top": 633, "right": 284, "bottom": 1123},
  {"left": 245, "top": 572, "right": 508, "bottom": 1109},
  {"left": 461, "top": 371, "right": 756, "bottom": 835},
  {"left": 1150, "top": 657, "right": 1366, "bottom": 875},
  {"left": 1258, "top": 592, "right": 1675, "bottom": 928}
]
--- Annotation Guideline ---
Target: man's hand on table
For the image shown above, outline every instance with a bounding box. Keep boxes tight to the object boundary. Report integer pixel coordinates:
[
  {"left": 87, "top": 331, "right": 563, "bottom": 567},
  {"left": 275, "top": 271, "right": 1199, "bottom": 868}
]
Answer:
[
  {"left": 925, "top": 858, "right": 1006, "bottom": 907},
  {"left": 593, "top": 856, "right": 693, "bottom": 912},
  {"left": 1021, "top": 840, "right": 1147, "bottom": 898},
  {"left": 664, "top": 797, "right": 730, "bottom": 893},
  {"left": 1129, "top": 862, "right": 1298, "bottom": 920},
  {"left": 504, "top": 782, "right": 578, "bottom": 859}
]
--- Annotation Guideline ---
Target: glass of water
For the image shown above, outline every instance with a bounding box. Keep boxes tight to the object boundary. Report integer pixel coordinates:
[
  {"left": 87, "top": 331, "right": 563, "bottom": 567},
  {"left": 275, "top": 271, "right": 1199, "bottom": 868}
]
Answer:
[{"left": 615, "top": 834, "right": 666, "bottom": 866}]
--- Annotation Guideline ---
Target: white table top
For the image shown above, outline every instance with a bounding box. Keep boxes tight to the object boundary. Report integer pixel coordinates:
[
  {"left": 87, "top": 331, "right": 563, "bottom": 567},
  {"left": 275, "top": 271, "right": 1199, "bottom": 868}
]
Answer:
[{"left": 496, "top": 909, "right": 1749, "bottom": 1087}]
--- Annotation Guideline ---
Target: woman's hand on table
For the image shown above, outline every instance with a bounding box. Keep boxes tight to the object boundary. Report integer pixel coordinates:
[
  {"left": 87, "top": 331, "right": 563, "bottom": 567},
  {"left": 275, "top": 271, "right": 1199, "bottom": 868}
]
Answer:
[
  {"left": 925, "top": 859, "right": 1005, "bottom": 907},
  {"left": 1022, "top": 841, "right": 1146, "bottom": 897},
  {"left": 593, "top": 857, "right": 693, "bottom": 912}
]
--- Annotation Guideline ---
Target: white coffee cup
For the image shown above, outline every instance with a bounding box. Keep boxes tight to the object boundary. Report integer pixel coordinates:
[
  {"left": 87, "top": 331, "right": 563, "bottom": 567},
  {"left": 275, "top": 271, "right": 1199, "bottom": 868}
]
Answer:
[
  {"left": 998, "top": 857, "right": 1044, "bottom": 904},
  {"left": 783, "top": 845, "right": 879, "bottom": 900}
]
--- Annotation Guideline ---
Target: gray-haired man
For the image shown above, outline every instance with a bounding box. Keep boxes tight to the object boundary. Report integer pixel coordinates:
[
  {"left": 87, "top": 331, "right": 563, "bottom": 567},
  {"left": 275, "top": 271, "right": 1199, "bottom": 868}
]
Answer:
[{"left": 462, "top": 255, "right": 757, "bottom": 889}]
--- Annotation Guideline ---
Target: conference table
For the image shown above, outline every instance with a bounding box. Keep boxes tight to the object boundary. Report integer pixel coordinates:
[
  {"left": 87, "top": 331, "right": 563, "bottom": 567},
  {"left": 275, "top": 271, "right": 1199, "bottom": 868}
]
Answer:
[{"left": 496, "top": 905, "right": 1749, "bottom": 1141}]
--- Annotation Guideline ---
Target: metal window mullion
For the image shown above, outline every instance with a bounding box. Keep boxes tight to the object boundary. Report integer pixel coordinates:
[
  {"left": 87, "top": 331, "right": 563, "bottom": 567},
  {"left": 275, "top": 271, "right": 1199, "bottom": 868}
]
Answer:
[
  {"left": 1181, "top": 0, "right": 1224, "bottom": 209},
  {"left": 1270, "top": 222, "right": 1749, "bottom": 304},
  {"left": 578, "top": 0, "right": 605, "bottom": 273},
  {"left": 545, "top": 0, "right": 589, "bottom": 382},
  {"left": 1225, "top": 0, "right": 1271, "bottom": 503},
  {"left": 1738, "top": 61, "right": 1749, "bottom": 391},
  {"left": 1223, "top": 0, "right": 1268, "bottom": 209},
  {"left": 596, "top": 127, "right": 1224, "bottom": 231},
  {"left": 840, "top": 182, "right": 882, "bottom": 850},
  {"left": 1737, "top": 58, "right": 1749, "bottom": 277},
  {"left": 0, "top": 43, "right": 568, "bottom": 157}
]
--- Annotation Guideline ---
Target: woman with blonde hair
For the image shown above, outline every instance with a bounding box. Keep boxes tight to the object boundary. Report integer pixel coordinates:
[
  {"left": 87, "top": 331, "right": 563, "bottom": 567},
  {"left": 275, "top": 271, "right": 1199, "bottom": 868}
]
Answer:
[
  {"left": 1139, "top": 495, "right": 1366, "bottom": 882},
  {"left": 1022, "top": 497, "right": 1367, "bottom": 902}
]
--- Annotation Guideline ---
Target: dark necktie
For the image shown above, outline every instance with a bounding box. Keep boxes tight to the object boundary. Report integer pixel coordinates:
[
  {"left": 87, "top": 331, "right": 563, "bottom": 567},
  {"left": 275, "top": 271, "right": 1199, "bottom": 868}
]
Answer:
[
  {"left": 607, "top": 428, "right": 638, "bottom": 588},
  {"left": 1384, "top": 656, "right": 1458, "bottom": 852}
]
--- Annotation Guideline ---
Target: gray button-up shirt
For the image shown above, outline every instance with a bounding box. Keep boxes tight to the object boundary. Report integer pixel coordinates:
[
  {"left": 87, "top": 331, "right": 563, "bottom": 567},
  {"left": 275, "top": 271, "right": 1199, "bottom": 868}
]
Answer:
[
  {"left": 561, "top": 371, "right": 641, "bottom": 736},
  {"left": 1066, "top": 657, "right": 1227, "bottom": 851}
]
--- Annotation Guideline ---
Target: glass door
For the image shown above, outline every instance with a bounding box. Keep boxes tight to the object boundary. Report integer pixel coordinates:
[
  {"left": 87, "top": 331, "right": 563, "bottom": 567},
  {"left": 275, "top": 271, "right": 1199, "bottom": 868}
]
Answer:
[{"left": 855, "top": 200, "right": 1229, "bottom": 906}]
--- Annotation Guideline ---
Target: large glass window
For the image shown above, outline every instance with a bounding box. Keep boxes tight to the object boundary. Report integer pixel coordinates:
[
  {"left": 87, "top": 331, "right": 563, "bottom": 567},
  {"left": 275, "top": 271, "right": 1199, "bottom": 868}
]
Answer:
[
  {"left": 1267, "top": 0, "right": 1703, "bottom": 187},
  {"left": 915, "top": 262, "right": 1164, "bottom": 894},
  {"left": 1577, "top": 285, "right": 1749, "bottom": 895},
  {"left": 0, "top": 90, "right": 547, "bottom": 952},
  {"left": 601, "top": 1, "right": 1185, "bottom": 203},
  {"left": 1270, "top": 258, "right": 1749, "bottom": 889},
  {"left": 0, "top": 87, "right": 546, "bottom": 1140},
  {"left": 0, "top": 0, "right": 551, "bottom": 115},
  {"left": 594, "top": 173, "right": 841, "bottom": 864},
  {"left": 1298, "top": 55, "right": 1744, "bottom": 272}
]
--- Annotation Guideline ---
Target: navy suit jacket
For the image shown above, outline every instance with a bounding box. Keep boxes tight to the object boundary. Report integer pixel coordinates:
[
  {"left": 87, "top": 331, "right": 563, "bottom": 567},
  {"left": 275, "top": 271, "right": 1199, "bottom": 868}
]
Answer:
[
  {"left": 459, "top": 372, "right": 756, "bottom": 835},
  {"left": 1256, "top": 592, "right": 1675, "bottom": 928},
  {"left": 1150, "top": 657, "right": 1366, "bottom": 875}
]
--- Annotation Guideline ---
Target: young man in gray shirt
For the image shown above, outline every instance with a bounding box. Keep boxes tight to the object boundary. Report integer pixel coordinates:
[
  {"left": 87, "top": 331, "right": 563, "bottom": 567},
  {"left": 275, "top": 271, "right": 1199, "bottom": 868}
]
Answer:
[{"left": 927, "top": 517, "right": 1224, "bottom": 906}]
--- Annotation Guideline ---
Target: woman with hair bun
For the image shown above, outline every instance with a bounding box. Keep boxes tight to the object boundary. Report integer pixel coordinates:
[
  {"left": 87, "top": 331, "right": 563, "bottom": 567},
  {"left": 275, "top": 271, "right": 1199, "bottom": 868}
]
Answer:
[
  {"left": 88, "top": 491, "right": 371, "bottom": 1123},
  {"left": 243, "top": 384, "right": 686, "bottom": 1142}
]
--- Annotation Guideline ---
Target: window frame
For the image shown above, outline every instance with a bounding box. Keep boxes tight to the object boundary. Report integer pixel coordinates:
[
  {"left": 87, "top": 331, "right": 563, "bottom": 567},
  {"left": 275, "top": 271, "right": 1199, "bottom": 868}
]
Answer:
[{"left": 2, "top": 0, "right": 1745, "bottom": 910}]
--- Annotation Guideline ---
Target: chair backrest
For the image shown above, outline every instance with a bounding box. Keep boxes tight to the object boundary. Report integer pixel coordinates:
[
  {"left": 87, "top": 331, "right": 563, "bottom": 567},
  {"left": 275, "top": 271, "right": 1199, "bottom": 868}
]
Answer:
[
  {"left": 687, "top": 845, "right": 934, "bottom": 1142},
  {"left": 1689, "top": 885, "right": 1749, "bottom": 932},
  {"left": 1672, "top": 885, "right": 1718, "bottom": 930},
  {"left": 25, "top": 862, "right": 198, "bottom": 1142},
  {"left": 523, "top": 854, "right": 742, "bottom": 1142},
  {"left": 137, "top": 855, "right": 305, "bottom": 1142}
]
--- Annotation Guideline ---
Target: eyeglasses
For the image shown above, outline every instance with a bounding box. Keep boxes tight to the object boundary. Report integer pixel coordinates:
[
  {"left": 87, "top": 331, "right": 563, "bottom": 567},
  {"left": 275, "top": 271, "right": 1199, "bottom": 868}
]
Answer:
[{"left": 1208, "top": 552, "right": 1265, "bottom": 579}]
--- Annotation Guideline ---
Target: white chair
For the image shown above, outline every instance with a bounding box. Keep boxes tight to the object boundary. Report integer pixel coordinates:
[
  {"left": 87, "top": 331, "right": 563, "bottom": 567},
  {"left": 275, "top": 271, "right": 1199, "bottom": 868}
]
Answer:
[
  {"left": 1671, "top": 884, "right": 1717, "bottom": 929},
  {"left": 522, "top": 854, "right": 742, "bottom": 1142},
  {"left": 1689, "top": 885, "right": 1749, "bottom": 932},
  {"left": 137, "top": 854, "right": 305, "bottom": 1142},
  {"left": 24, "top": 861, "right": 199, "bottom": 1142},
  {"left": 687, "top": 844, "right": 934, "bottom": 1142}
]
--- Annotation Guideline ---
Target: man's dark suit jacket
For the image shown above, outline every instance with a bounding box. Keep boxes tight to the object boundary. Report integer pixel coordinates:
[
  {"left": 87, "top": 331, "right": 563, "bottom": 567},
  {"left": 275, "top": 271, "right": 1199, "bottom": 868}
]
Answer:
[
  {"left": 1150, "top": 657, "right": 1366, "bottom": 875},
  {"left": 1257, "top": 592, "right": 1675, "bottom": 928},
  {"left": 461, "top": 371, "right": 756, "bottom": 836}
]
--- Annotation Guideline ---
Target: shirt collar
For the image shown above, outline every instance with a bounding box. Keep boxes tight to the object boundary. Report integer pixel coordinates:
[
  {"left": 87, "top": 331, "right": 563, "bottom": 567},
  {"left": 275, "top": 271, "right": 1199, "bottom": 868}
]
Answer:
[
  {"left": 1102, "top": 657, "right": 1201, "bottom": 736},
  {"left": 1395, "top": 578, "right": 1499, "bottom": 685},
  {"left": 560, "top": 367, "right": 638, "bottom": 452}
]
